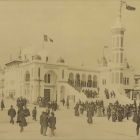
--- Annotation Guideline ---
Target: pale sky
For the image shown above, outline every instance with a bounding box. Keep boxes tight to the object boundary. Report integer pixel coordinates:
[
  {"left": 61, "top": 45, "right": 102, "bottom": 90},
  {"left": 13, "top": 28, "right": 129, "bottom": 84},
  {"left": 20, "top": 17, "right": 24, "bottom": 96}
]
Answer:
[{"left": 0, "top": 0, "right": 140, "bottom": 70}]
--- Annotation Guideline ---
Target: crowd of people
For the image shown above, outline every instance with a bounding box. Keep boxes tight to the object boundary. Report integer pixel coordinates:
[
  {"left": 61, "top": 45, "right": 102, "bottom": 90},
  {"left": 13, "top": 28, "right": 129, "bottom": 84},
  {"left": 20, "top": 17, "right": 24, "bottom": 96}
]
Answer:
[
  {"left": 0, "top": 97, "right": 57, "bottom": 137},
  {"left": 82, "top": 89, "right": 98, "bottom": 98},
  {"left": 104, "top": 89, "right": 116, "bottom": 99},
  {"left": 1, "top": 96, "right": 140, "bottom": 136},
  {"left": 74, "top": 100, "right": 105, "bottom": 123},
  {"left": 74, "top": 99, "right": 140, "bottom": 135},
  {"left": 40, "top": 109, "right": 56, "bottom": 136},
  {"left": 37, "top": 97, "right": 58, "bottom": 111}
]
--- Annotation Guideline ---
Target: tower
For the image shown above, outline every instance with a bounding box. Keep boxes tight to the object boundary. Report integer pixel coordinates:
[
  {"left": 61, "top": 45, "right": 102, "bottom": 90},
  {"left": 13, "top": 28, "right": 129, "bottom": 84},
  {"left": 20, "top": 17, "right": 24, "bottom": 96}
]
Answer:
[
  {"left": 110, "top": 14, "right": 125, "bottom": 91},
  {"left": 110, "top": 1, "right": 135, "bottom": 95}
]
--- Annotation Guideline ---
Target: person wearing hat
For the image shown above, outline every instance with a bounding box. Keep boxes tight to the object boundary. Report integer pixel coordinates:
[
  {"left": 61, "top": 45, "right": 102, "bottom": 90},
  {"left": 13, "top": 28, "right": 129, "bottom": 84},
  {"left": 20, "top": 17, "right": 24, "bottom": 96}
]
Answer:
[
  {"left": 136, "top": 112, "right": 140, "bottom": 135},
  {"left": 1, "top": 99, "right": 5, "bottom": 111},
  {"left": 49, "top": 112, "right": 56, "bottom": 136},
  {"left": 40, "top": 111, "right": 45, "bottom": 135},
  {"left": 40, "top": 109, "right": 50, "bottom": 136},
  {"left": 17, "top": 108, "right": 27, "bottom": 132},
  {"left": 8, "top": 105, "right": 16, "bottom": 124},
  {"left": 32, "top": 106, "right": 37, "bottom": 121}
]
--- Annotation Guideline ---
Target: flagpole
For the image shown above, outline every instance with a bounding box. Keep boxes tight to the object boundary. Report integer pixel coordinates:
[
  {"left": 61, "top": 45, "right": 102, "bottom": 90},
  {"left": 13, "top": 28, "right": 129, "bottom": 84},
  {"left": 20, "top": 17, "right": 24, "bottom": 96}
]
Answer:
[
  {"left": 119, "top": 0, "right": 126, "bottom": 19},
  {"left": 42, "top": 34, "right": 44, "bottom": 49},
  {"left": 119, "top": 0, "right": 122, "bottom": 19}
]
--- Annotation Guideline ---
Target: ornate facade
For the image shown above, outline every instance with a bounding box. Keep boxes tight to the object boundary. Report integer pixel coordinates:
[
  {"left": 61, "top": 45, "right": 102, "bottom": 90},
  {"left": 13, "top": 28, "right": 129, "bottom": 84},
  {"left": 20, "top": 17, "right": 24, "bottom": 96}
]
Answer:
[{"left": 4, "top": 46, "right": 98, "bottom": 103}]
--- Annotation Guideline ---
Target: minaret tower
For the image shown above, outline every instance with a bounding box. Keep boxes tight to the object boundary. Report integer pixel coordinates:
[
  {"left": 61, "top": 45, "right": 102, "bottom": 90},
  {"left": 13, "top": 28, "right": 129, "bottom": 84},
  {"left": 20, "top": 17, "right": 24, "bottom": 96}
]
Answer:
[{"left": 110, "top": 0, "right": 127, "bottom": 93}]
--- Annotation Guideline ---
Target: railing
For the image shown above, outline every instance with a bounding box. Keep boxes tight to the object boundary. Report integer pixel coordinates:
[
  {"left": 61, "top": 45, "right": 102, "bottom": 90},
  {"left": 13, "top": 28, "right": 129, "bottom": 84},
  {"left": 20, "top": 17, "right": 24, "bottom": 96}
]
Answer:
[{"left": 67, "top": 81, "right": 82, "bottom": 92}]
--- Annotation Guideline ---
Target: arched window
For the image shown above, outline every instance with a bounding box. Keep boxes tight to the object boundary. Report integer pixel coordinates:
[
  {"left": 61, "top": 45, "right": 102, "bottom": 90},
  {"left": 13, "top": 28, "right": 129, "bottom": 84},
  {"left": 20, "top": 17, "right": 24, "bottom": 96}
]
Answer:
[
  {"left": 48, "top": 74, "right": 50, "bottom": 83},
  {"left": 93, "top": 75, "right": 97, "bottom": 88},
  {"left": 62, "top": 70, "right": 64, "bottom": 79},
  {"left": 87, "top": 75, "right": 92, "bottom": 87},
  {"left": 81, "top": 74, "right": 86, "bottom": 87},
  {"left": 68, "top": 73, "right": 74, "bottom": 85},
  {"left": 38, "top": 68, "right": 40, "bottom": 78},
  {"left": 44, "top": 73, "right": 51, "bottom": 83},
  {"left": 121, "top": 37, "right": 123, "bottom": 47},
  {"left": 60, "top": 86, "right": 65, "bottom": 101},
  {"left": 120, "top": 73, "right": 123, "bottom": 84},
  {"left": 75, "top": 73, "right": 80, "bottom": 87},
  {"left": 25, "top": 71, "right": 30, "bottom": 82},
  {"left": 44, "top": 74, "right": 47, "bottom": 83}
]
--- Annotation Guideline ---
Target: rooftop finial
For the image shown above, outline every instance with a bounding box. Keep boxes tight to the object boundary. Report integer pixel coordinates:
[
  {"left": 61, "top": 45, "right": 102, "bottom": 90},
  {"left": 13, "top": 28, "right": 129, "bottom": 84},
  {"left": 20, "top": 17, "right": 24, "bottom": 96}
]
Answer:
[{"left": 119, "top": 0, "right": 126, "bottom": 20}]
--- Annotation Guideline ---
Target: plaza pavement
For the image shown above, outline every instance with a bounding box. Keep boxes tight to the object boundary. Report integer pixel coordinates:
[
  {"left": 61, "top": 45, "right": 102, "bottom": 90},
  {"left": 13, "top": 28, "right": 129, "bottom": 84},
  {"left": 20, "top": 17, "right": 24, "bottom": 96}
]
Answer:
[{"left": 0, "top": 99, "right": 139, "bottom": 140}]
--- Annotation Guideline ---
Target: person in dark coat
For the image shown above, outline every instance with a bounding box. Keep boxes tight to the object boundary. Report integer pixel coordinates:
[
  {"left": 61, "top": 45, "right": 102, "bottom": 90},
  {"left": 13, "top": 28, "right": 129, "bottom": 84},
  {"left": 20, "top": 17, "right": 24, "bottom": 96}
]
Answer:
[
  {"left": 112, "top": 108, "right": 117, "bottom": 122},
  {"left": 24, "top": 106, "right": 30, "bottom": 117},
  {"left": 87, "top": 108, "right": 93, "bottom": 124},
  {"left": 107, "top": 106, "right": 111, "bottom": 120},
  {"left": 49, "top": 112, "right": 56, "bottom": 136},
  {"left": 17, "top": 109, "right": 27, "bottom": 132},
  {"left": 136, "top": 113, "right": 140, "bottom": 135},
  {"left": 40, "top": 109, "right": 50, "bottom": 136},
  {"left": 118, "top": 110, "right": 123, "bottom": 122},
  {"left": 62, "top": 98, "right": 65, "bottom": 106},
  {"left": 32, "top": 106, "right": 37, "bottom": 121},
  {"left": 66, "top": 99, "right": 69, "bottom": 109},
  {"left": 74, "top": 103, "right": 79, "bottom": 116},
  {"left": 8, "top": 105, "right": 16, "bottom": 124},
  {"left": 1, "top": 99, "right": 5, "bottom": 111},
  {"left": 40, "top": 111, "right": 45, "bottom": 135},
  {"left": 79, "top": 105, "right": 84, "bottom": 115}
]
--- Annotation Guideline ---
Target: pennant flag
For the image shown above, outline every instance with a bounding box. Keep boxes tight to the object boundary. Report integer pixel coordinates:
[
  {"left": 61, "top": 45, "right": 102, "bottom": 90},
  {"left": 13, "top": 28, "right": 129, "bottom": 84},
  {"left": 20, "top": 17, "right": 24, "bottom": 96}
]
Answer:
[
  {"left": 44, "top": 34, "right": 48, "bottom": 41},
  {"left": 49, "top": 38, "right": 53, "bottom": 43},
  {"left": 126, "top": 5, "right": 136, "bottom": 11}
]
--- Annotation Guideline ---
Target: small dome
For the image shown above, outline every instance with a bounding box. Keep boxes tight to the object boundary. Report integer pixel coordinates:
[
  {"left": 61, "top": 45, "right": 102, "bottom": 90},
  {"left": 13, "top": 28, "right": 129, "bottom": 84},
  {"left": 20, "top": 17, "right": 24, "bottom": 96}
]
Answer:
[
  {"left": 57, "top": 57, "right": 65, "bottom": 63},
  {"left": 32, "top": 54, "right": 41, "bottom": 60}
]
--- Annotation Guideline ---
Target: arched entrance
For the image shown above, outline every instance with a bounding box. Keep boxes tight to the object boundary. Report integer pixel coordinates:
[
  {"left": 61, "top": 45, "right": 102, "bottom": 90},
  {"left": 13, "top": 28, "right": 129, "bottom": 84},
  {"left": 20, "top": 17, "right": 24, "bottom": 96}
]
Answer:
[
  {"left": 60, "top": 86, "right": 65, "bottom": 101},
  {"left": 44, "top": 70, "right": 57, "bottom": 101}
]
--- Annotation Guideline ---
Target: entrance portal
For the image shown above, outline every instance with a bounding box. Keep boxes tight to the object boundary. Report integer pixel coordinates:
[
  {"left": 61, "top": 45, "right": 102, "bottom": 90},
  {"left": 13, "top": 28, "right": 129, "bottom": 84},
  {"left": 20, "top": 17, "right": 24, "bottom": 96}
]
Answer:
[{"left": 44, "top": 89, "right": 50, "bottom": 102}]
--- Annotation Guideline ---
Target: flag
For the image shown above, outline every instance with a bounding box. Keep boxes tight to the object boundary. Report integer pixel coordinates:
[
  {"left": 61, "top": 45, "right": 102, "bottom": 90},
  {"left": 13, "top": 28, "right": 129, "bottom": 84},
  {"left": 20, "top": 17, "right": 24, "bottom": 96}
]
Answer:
[
  {"left": 49, "top": 38, "right": 53, "bottom": 43},
  {"left": 126, "top": 5, "right": 136, "bottom": 11},
  {"left": 44, "top": 35, "right": 48, "bottom": 41}
]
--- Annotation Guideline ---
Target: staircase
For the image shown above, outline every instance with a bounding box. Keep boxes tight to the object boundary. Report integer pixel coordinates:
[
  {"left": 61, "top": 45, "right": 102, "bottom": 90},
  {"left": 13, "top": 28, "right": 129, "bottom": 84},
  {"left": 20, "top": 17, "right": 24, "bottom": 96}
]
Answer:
[
  {"left": 99, "top": 89, "right": 133, "bottom": 106},
  {"left": 66, "top": 82, "right": 133, "bottom": 106}
]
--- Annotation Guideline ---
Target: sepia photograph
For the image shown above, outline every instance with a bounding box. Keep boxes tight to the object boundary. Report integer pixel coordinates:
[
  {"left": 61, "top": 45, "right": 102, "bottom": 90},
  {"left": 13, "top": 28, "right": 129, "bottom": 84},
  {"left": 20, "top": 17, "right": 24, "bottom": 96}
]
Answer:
[{"left": 0, "top": 0, "right": 140, "bottom": 140}]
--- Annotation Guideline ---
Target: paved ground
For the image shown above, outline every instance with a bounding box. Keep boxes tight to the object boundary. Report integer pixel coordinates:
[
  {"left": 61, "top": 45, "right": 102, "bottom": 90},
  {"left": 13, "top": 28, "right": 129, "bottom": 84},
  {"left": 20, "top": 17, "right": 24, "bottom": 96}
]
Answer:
[{"left": 0, "top": 99, "right": 140, "bottom": 140}]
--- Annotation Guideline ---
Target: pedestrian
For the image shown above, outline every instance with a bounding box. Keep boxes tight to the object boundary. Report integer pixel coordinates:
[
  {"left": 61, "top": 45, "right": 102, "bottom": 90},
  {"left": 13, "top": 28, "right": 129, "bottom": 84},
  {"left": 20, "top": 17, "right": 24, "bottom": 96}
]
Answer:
[
  {"left": 24, "top": 106, "right": 30, "bottom": 117},
  {"left": 17, "top": 109, "right": 27, "bottom": 132},
  {"left": 66, "top": 99, "right": 69, "bottom": 109},
  {"left": 49, "top": 112, "right": 56, "bottom": 136},
  {"left": 62, "top": 98, "right": 65, "bottom": 106},
  {"left": 107, "top": 106, "right": 111, "bottom": 120},
  {"left": 32, "top": 106, "right": 37, "bottom": 121},
  {"left": 1, "top": 99, "right": 5, "bottom": 111},
  {"left": 112, "top": 108, "right": 117, "bottom": 122},
  {"left": 74, "top": 103, "right": 79, "bottom": 116},
  {"left": 87, "top": 108, "right": 93, "bottom": 124},
  {"left": 40, "top": 111, "right": 45, "bottom": 135},
  {"left": 40, "top": 109, "right": 50, "bottom": 136},
  {"left": 24, "top": 106, "right": 30, "bottom": 123},
  {"left": 136, "top": 112, "right": 140, "bottom": 135},
  {"left": 8, "top": 105, "right": 16, "bottom": 124}
]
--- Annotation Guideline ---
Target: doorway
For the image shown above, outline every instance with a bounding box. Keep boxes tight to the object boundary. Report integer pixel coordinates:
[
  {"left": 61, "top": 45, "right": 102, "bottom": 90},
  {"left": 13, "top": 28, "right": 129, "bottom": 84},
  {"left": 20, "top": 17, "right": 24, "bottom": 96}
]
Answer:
[{"left": 44, "top": 89, "right": 50, "bottom": 102}]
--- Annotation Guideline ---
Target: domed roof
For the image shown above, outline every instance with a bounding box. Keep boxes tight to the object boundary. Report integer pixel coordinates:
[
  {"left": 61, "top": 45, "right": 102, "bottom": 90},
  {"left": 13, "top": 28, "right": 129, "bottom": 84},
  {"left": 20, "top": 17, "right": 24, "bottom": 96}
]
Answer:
[
  {"left": 38, "top": 46, "right": 65, "bottom": 64},
  {"left": 32, "top": 54, "right": 41, "bottom": 60},
  {"left": 57, "top": 57, "right": 65, "bottom": 63}
]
